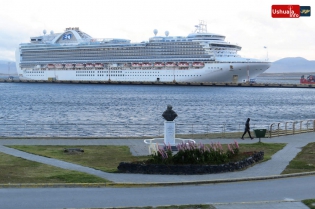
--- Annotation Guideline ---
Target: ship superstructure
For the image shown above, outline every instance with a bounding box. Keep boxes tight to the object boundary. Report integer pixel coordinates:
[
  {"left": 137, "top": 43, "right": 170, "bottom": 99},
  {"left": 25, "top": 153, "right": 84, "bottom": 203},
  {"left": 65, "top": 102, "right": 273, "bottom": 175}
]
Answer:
[{"left": 16, "top": 21, "right": 271, "bottom": 82}]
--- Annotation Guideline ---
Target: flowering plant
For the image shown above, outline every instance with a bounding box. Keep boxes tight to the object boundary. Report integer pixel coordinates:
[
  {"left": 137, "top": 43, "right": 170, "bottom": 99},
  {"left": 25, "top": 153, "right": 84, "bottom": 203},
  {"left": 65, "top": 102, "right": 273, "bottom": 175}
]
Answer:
[{"left": 148, "top": 141, "right": 240, "bottom": 165}]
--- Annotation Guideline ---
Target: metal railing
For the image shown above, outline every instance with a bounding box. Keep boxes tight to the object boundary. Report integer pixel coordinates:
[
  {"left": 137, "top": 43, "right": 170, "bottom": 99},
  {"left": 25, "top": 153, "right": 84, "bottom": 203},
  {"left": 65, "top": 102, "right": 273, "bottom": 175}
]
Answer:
[
  {"left": 269, "top": 120, "right": 315, "bottom": 138},
  {"left": 0, "top": 120, "right": 313, "bottom": 138},
  {"left": 0, "top": 123, "right": 268, "bottom": 138}
]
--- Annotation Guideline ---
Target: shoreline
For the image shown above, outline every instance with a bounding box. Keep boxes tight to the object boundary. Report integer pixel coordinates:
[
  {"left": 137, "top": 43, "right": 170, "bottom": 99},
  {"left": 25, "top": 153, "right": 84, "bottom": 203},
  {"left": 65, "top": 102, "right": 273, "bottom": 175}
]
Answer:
[{"left": 0, "top": 78, "right": 314, "bottom": 88}]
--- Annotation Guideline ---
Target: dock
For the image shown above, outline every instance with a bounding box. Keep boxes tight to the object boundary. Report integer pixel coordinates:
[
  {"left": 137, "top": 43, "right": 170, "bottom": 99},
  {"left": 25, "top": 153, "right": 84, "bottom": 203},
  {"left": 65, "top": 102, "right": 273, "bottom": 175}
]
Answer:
[{"left": 0, "top": 79, "right": 314, "bottom": 88}]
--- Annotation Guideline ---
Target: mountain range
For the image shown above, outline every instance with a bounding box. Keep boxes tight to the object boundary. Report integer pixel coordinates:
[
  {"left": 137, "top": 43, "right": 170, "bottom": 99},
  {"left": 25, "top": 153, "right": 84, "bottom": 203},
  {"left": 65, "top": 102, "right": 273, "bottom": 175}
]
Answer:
[
  {"left": 266, "top": 57, "right": 315, "bottom": 73},
  {"left": 0, "top": 57, "right": 314, "bottom": 74}
]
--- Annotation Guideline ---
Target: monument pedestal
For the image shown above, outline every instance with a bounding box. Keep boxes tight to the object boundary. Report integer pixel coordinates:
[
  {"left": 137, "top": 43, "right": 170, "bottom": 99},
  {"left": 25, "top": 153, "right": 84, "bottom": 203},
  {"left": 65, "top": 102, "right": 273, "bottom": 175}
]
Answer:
[{"left": 164, "top": 121, "right": 175, "bottom": 145}]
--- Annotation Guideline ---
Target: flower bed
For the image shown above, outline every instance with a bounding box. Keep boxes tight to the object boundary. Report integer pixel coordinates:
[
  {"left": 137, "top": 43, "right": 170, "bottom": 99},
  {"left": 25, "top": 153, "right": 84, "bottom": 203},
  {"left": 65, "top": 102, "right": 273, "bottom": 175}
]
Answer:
[{"left": 118, "top": 141, "right": 264, "bottom": 175}]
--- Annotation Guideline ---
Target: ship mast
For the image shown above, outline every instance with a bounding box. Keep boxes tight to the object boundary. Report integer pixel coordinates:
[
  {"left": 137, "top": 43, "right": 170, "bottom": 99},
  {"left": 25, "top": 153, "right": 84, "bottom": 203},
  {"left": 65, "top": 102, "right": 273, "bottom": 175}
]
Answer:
[{"left": 194, "top": 20, "right": 207, "bottom": 33}]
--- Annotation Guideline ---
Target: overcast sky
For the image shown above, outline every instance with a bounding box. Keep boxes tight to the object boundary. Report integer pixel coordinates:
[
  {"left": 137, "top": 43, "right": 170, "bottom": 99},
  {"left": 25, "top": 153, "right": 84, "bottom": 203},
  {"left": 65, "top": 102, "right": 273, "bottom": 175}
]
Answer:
[{"left": 0, "top": 0, "right": 314, "bottom": 62}]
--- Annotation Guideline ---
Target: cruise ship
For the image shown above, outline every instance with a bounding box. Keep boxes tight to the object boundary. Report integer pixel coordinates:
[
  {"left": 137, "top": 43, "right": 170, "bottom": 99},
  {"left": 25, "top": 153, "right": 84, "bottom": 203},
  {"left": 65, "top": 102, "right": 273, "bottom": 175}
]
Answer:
[{"left": 16, "top": 21, "right": 271, "bottom": 83}]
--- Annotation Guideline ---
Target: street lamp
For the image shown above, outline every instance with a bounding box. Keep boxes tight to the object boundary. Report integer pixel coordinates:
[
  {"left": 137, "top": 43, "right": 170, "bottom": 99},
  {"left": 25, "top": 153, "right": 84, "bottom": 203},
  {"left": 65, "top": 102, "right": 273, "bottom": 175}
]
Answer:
[
  {"left": 264, "top": 46, "right": 268, "bottom": 61},
  {"left": 8, "top": 62, "right": 10, "bottom": 75},
  {"left": 246, "top": 58, "right": 250, "bottom": 82},
  {"left": 109, "top": 64, "right": 111, "bottom": 82},
  {"left": 173, "top": 66, "right": 176, "bottom": 83}
]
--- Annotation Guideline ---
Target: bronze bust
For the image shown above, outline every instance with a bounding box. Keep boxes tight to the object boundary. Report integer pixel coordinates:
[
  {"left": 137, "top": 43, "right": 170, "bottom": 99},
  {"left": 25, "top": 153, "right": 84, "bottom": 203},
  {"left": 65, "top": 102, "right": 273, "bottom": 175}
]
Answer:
[{"left": 162, "top": 105, "right": 178, "bottom": 121}]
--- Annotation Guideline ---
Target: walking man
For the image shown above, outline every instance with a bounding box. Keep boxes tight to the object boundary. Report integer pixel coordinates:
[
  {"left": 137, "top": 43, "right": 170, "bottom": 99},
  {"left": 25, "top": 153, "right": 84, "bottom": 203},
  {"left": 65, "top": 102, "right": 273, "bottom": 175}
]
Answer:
[{"left": 241, "top": 118, "right": 254, "bottom": 140}]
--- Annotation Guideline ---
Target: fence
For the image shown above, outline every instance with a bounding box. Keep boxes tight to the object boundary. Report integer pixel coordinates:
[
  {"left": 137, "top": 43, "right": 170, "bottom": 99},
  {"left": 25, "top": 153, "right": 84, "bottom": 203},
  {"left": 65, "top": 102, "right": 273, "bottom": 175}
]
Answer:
[
  {"left": 269, "top": 120, "right": 315, "bottom": 138},
  {"left": 0, "top": 120, "right": 313, "bottom": 138},
  {"left": 0, "top": 123, "right": 268, "bottom": 138}
]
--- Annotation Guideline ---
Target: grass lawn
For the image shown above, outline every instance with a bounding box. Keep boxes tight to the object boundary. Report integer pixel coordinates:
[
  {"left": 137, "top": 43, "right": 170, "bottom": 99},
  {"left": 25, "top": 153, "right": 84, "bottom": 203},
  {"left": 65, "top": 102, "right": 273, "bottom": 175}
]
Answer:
[
  {"left": 9, "top": 145, "right": 150, "bottom": 173},
  {"left": 282, "top": 142, "right": 315, "bottom": 174},
  {"left": 238, "top": 142, "right": 286, "bottom": 162},
  {"left": 0, "top": 152, "right": 108, "bottom": 184},
  {"left": 114, "top": 204, "right": 216, "bottom": 209},
  {"left": 302, "top": 199, "right": 315, "bottom": 209},
  {"left": 9, "top": 142, "right": 285, "bottom": 173}
]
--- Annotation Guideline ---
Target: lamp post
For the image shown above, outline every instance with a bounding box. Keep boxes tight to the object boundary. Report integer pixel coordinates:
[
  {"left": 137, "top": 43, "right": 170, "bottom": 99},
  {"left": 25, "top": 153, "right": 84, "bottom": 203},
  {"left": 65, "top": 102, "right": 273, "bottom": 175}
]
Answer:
[
  {"left": 264, "top": 46, "right": 268, "bottom": 61},
  {"left": 173, "top": 67, "right": 176, "bottom": 83},
  {"left": 108, "top": 64, "right": 111, "bottom": 82},
  {"left": 246, "top": 58, "right": 250, "bottom": 83},
  {"left": 8, "top": 62, "right": 10, "bottom": 75}
]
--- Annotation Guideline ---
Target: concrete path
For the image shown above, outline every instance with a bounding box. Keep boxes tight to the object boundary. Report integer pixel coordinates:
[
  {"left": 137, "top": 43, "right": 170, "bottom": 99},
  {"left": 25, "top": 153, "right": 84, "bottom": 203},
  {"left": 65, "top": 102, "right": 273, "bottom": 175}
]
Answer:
[{"left": 214, "top": 201, "right": 309, "bottom": 209}]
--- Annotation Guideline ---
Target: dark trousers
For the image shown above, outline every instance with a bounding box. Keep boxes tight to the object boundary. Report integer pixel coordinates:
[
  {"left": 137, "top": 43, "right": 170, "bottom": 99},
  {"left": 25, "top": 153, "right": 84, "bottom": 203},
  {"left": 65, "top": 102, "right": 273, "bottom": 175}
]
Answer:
[{"left": 242, "top": 129, "right": 252, "bottom": 138}]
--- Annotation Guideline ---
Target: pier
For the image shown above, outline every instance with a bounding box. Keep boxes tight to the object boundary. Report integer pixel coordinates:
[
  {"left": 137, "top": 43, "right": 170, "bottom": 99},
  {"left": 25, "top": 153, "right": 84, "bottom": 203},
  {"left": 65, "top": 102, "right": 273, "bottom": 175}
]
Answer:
[{"left": 0, "top": 78, "right": 314, "bottom": 88}]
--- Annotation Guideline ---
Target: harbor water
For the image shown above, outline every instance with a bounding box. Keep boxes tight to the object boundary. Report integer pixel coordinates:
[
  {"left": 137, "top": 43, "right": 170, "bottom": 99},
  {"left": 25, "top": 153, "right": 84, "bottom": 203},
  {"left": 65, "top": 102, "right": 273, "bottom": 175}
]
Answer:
[{"left": 0, "top": 82, "right": 314, "bottom": 137}]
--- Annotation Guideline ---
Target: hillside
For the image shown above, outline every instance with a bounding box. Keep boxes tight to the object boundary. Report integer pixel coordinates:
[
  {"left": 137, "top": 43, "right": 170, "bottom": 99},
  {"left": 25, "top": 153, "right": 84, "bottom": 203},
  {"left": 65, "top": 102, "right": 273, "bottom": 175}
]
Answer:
[{"left": 266, "top": 57, "right": 315, "bottom": 73}]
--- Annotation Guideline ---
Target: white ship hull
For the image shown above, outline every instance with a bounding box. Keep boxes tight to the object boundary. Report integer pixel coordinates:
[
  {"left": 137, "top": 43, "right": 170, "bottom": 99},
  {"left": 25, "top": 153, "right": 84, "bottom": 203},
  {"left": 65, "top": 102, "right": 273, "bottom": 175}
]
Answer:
[{"left": 17, "top": 62, "right": 270, "bottom": 83}]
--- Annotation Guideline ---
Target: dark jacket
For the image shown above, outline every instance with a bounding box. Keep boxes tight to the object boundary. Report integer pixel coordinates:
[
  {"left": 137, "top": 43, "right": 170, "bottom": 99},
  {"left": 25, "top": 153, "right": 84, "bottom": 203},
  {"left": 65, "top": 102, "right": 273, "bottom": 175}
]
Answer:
[{"left": 245, "top": 118, "right": 250, "bottom": 130}]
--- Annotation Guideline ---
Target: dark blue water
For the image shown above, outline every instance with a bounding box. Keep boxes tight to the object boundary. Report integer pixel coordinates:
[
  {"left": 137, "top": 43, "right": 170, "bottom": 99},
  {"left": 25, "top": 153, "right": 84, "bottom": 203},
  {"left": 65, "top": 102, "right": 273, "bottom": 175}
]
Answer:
[{"left": 0, "top": 83, "right": 314, "bottom": 127}]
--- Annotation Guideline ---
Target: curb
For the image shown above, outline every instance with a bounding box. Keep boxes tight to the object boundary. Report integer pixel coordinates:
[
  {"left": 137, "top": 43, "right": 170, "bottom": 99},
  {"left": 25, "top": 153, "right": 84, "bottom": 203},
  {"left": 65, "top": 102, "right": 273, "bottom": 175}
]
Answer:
[
  {"left": 1, "top": 171, "right": 315, "bottom": 188},
  {"left": 91, "top": 200, "right": 303, "bottom": 209}
]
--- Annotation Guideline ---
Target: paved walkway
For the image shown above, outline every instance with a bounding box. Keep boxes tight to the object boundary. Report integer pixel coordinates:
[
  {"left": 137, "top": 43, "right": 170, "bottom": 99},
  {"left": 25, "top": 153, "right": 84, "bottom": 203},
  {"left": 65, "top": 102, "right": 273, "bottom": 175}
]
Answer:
[
  {"left": 213, "top": 201, "right": 309, "bottom": 209},
  {"left": 1, "top": 133, "right": 315, "bottom": 209}
]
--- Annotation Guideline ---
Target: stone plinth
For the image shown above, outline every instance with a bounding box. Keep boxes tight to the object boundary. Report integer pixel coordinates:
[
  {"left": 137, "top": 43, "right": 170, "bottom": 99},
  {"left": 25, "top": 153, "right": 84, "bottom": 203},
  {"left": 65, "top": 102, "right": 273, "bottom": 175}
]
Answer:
[{"left": 164, "top": 121, "right": 175, "bottom": 145}]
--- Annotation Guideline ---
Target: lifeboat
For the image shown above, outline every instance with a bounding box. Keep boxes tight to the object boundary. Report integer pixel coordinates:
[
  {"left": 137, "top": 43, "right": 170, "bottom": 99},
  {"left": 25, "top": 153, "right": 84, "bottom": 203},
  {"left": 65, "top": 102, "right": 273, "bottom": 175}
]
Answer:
[
  {"left": 165, "top": 62, "right": 176, "bottom": 67},
  {"left": 132, "top": 63, "right": 142, "bottom": 67},
  {"left": 55, "top": 64, "right": 64, "bottom": 69},
  {"left": 124, "top": 63, "right": 131, "bottom": 67},
  {"left": 47, "top": 64, "right": 55, "bottom": 69},
  {"left": 154, "top": 62, "right": 165, "bottom": 68},
  {"left": 142, "top": 62, "right": 152, "bottom": 67},
  {"left": 192, "top": 62, "right": 204, "bottom": 67},
  {"left": 65, "top": 64, "right": 74, "bottom": 68},
  {"left": 178, "top": 62, "right": 189, "bottom": 67},
  {"left": 85, "top": 63, "right": 94, "bottom": 68},
  {"left": 75, "top": 63, "right": 85, "bottom": 68},
  {"left": 95, "top": 63, "right": 104, "bottom": 68}
]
